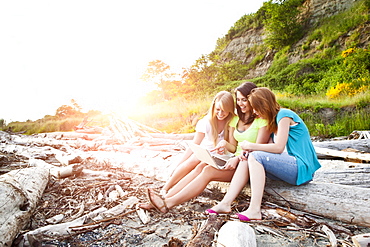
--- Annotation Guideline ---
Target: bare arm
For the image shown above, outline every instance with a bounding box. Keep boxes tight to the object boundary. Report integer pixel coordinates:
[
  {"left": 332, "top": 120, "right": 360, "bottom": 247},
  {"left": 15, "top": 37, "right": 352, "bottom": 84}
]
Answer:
[
  {"left": 240, "top": 117, "right": 291, "bottom": 154},
  {"left": 255, "top": 126, "right": 271, "bottom": 144},
  {"left": 212, "top": 126, "right": 237, "bottom": 154},
  {"left": 176, "top": 132, "right": 205, "bottom": 165}
]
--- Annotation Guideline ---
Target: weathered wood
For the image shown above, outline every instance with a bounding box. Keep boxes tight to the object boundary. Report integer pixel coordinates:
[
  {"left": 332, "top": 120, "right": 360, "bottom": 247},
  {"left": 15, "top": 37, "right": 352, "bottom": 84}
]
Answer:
[
  {"left": 186, "top": 214, "right": 224, "bottom": 247},
  {"left": 314, "top": 146, "right": 370, "bottom": 162},
  {"left": 40, "top": 131, "right": 102, "bottom": 140},
  {"left": 0, "top": 166, "right": 49, "bottom": 247},
  {"left": 216, "top": 221, "right": 257, "bottom": 247},
  {"left": 263, "top": 181, "right": 370, "bottom": 227},
  {"left": 15, "top": 197, "right": 139, "bottom": 246},
  {"left": 351, "top": 233, "right": 370, "bottom": 247},
  {"left": 312, "top": 161, "right": 370, "bottom": 188},
  {"left": 211, "top": 160, "right": 370, "bottom": 228},
  {"left": 313, "top": 139, "right": 370, "bottom": 153}
]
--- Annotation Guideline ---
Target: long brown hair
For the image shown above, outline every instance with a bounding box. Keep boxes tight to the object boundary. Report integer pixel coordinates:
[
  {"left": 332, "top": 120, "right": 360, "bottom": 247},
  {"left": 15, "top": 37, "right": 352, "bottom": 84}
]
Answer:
[
  {"left": 248, "top": 87, "right": 280, "bottom": 133},
  {"left": 235, "top": 82, "right": 257, "bottom": 125},
  {"left": 207, "top": 91, "right": 236, "bottom": 147}
]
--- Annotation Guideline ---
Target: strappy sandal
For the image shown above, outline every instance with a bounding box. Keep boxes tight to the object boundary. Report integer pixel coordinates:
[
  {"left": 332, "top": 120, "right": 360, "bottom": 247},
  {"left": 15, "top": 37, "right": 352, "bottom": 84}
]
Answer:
[{"left": 146, "top": 188, "right": 169, "bottom": 214}]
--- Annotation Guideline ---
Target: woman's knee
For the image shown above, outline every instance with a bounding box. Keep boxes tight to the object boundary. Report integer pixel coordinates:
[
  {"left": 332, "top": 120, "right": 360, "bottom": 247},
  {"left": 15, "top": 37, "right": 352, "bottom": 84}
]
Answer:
[
  {"left": 248, "top": 154, "right": 260, "bottom": 166},
  {"left": 194, "top": 162, "right": 207, "bottom": 173},
  {"left": 183, "top": 157, "right": 201, "bottom": 169},
  {"left": 199, "top": 165, "right": 218, "bottom": 178}
]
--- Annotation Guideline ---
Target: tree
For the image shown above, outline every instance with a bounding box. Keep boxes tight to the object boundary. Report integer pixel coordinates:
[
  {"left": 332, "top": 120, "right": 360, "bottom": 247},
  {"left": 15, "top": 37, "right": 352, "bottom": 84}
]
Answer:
[
  {"left": 141, "top": 60, "right": 183, "bottom": 100},
  {"left": 262, "top": 0, "right": 305, "bottom": 49},
  {"left": 55, "top": 99, "right": 84, "bottom": 118},
  {"left": 0, "top": 119, "right": 5, "bottom": 129}
]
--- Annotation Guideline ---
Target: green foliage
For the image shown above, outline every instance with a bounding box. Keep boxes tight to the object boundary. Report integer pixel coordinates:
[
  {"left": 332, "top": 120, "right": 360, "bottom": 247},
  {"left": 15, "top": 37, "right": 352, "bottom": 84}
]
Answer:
[
  {"left": 55, "top": 99, "right": 84, "bottom": 118},
  {"left": 6, "top": 118, "right": 79, "bottom": 134},
  {"left": 307, "top": 110, "right": 370, "bottom": 138},
  {"left": 274, "top": 93, "right": 370, "bottom": 138},
  {"left": 225, "top": 12, "right": 263, "bottom": 40},
  {"left": 0, "top": 119, "right": 5, "bottom": 129},
  {"left": 321, "top": 48, "right": 370, "bottom": 98},
  {"left": 262, "top": 0, "right": 305, "bottom": 49},
  {"left": 306, "top": 0, "right": 369, "bottom": 49}
]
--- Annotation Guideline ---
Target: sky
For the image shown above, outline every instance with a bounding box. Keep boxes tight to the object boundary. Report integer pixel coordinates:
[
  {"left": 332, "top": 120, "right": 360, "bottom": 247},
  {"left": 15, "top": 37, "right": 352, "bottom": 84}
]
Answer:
[{"left": 0, "top": 0, "right": 265, "bottom": 123}]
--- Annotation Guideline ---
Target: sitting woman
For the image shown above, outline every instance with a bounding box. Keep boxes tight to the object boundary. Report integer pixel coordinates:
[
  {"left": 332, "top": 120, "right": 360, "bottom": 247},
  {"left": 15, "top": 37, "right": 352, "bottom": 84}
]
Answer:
[
  {"left": 208, "top": 87, "right": 321, "bottom": 221},
  {"left": 159, "top": 90, "right": 236, "bottom": 196},
  {"left": 140, "top": 82, "right": 271, "bottom": 213}
]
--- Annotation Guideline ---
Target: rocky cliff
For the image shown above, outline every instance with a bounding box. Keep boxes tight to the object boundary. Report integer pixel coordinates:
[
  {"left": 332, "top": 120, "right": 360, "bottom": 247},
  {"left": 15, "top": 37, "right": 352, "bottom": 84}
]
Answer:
[{"left": 220, "top": 0, "right": 369, "bottom": 78}]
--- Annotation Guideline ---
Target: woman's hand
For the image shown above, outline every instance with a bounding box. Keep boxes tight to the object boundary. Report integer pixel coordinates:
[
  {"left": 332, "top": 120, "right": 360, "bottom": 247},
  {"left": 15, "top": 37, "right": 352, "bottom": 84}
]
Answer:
[
  {"left": 239, "top": 151, "right": 249, "bottom": 161},
  {"left": 212, "top": 140, "right": 228, "bottom": 155},
  {"left": 240, "top": 140, "right": 252, "bottom": 151},
  {"left": 223, "top": 156, "right": 240, "bottom": 170}
]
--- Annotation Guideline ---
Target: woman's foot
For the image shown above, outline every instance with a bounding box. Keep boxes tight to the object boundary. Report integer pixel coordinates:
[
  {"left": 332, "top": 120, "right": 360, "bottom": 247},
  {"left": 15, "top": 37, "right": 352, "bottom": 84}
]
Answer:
[
  {"left": 230, "top": 209, "right": 261, "bottom": 221},
  {"left": 159, "top": 189, "right": 167, "bottom": 197},
  {"left": 138, "top": 203, "right": 154, "bottom": 210},
  {"left": 147, "top": 188, "right": 169, "bottom": 213},
  {"left": 204, "top": 203, "right": 231, "bottom": 215}
]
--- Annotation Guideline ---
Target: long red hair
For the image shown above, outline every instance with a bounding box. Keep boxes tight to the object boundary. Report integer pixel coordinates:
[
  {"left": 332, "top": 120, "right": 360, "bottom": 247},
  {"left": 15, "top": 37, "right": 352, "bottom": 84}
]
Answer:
[{"left": 248, "top": 87, "right": 280, "bottom": 133}]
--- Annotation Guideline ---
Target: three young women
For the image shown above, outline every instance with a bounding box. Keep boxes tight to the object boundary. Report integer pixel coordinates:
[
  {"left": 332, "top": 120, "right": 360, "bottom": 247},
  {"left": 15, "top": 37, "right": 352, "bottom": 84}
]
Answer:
[
  {"left": 142, "top": 82, "right": 271, "bottom": 213},
  {"left": 208, "top": 87, "right": 321, "bottom": 221}
]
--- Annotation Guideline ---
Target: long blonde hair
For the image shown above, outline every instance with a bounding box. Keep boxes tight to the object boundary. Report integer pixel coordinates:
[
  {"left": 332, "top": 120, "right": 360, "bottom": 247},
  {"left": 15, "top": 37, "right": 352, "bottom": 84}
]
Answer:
[
  {"left": 248, "top": 87, "right": 280, "bottom": 133},
  {"left": 207, "top": 91, "right": 236, "bottom": 147}
]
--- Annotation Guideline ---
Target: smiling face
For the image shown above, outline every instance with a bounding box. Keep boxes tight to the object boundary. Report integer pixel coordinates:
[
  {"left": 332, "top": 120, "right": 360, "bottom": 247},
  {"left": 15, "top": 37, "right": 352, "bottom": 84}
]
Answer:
[
  {"left": 214, "top": 101, "right": 229, "bottom": 120},
  {"left": 236, "top": 91, "right": 251, "bottom": 114}
]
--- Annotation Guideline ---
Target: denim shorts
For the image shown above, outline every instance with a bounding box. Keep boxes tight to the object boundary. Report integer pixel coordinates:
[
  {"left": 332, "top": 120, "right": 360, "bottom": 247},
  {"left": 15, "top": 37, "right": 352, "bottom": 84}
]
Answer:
[{"left": 250, "top": 151, "right": 298, "bottom": 185}]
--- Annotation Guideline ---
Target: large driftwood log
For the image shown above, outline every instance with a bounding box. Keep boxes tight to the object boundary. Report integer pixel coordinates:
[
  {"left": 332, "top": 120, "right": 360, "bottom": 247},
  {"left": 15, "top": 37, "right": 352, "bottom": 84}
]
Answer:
[
  {"left": 314, "top": 146, "right": 370, "bottom": 162},
  {"left": 0, "top": 166, "right": 49, "bottom": 247},
  {"left": 216, "top": 221, "right": 257, "bottom": 247},
  {"left": 211, "top": 160, "right": 370, "bottom": 227},
  {"left": 312, "top": 161, "right": 370, "bottom": 188},
  {"left": 263, "top": 181, "right": 370, "bottom": 227},
  {"left": 313, "top": 139, "right": 370, "bottom": 153}
]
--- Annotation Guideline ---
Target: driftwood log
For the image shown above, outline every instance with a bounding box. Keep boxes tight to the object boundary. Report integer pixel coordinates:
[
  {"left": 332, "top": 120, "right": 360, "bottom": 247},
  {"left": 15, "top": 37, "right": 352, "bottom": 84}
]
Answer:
[
  {"left": 313, "top": 139, "right": 370, "bottom": 161},
  {"left": 263, "top": 180, "right": 370, "bottom": 227},
  {"left": 0, "top": 166, "right": 49, "bottom": 247},
  {"left": 314, "top": 146, "right": 370, "bottom": 162},
  {"left": 212, "top": 158, "right": 370, "bottom": 227},
  {"left": 313, "top": 139, "right": 370, "bottom": 153},
  {"left": 186, "top": 214, "right": 224, "bottom": 246}
]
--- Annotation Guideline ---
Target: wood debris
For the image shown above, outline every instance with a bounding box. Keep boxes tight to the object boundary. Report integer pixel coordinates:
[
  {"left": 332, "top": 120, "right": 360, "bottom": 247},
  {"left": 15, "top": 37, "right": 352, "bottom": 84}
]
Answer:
[{"left": 0, "top": 121, "right": 370, "bottom": 246}]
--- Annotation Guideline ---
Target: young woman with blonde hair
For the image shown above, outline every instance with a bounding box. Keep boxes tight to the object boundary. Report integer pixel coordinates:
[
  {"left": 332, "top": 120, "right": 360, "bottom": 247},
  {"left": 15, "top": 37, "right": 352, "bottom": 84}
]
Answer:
[{"left": 159, "top": 91, "right": 236, "bottom": 196}]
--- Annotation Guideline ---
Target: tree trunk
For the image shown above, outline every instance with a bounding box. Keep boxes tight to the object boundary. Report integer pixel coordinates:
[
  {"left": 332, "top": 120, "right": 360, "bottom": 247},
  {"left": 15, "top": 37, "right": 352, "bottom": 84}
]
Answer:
[{"left": 0, "top": 166, "right": 49, "bottom": 247}]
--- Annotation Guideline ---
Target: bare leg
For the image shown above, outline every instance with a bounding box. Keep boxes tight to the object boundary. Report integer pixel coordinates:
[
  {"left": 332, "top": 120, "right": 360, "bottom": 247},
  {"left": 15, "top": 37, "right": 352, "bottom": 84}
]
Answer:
[
  {"left": 139, "top": 161, "right": 205, "bottom": 211},
  {"left": 162, "top": 154, "right": 201, "bottom": 192},
  {"left": 164, "top": 165, "right": 235, "bottom": 209},
  {"left": 209, "top": 159, "right": 249, "bottom": 213},
  {"left": 166, "top": 162, "right": 207, "bottom": 198},
  {"left": 236, "top": 155, "right": 265, "bottom": 220}
]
